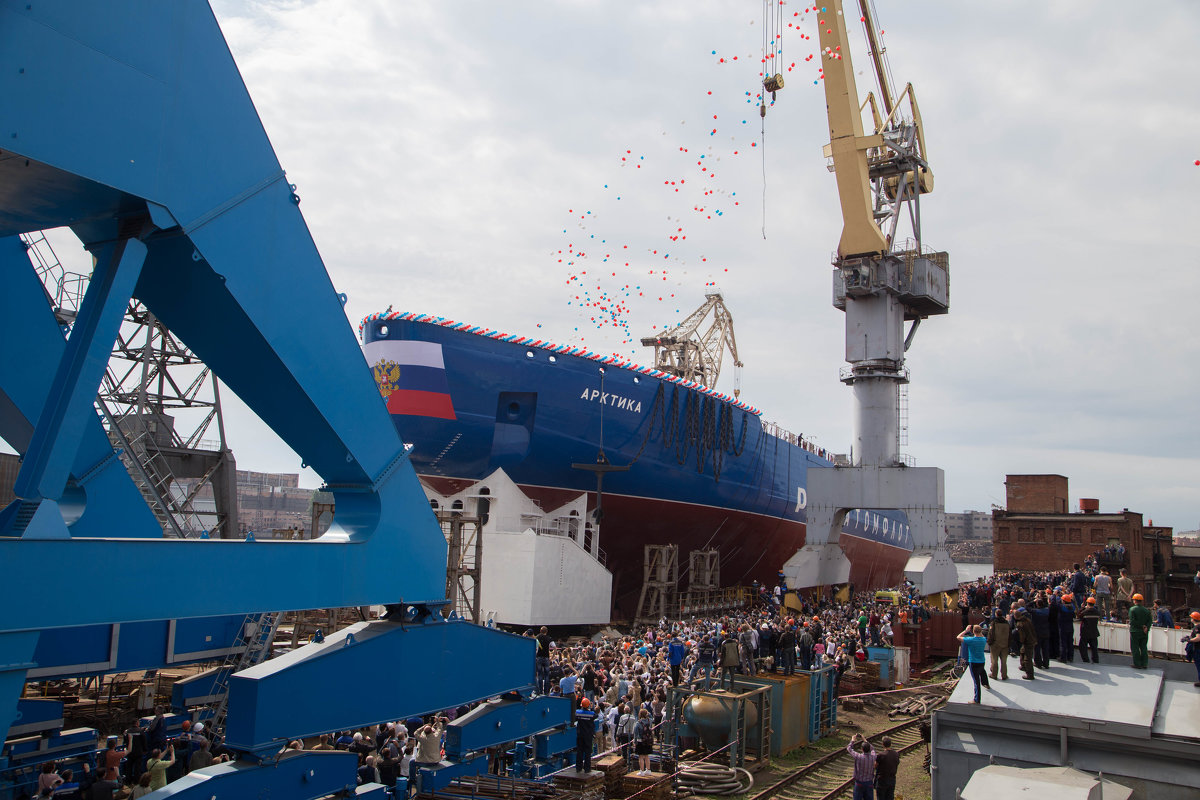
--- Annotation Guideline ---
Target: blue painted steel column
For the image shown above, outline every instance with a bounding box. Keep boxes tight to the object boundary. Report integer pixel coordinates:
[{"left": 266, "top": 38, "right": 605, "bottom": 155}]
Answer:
[
  {"left": 13, "top": 238, "right": 146, "bottom": 505},
  {"left": 0, "top": 235, "right": 161, "bottom": 538},
  {"left": 0, "top": 632, "right": 38, "bottom": 763}
]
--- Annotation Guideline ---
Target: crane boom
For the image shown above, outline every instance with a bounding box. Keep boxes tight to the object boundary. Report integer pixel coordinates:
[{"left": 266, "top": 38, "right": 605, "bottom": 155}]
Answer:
[
  {"left": 818, "top": 3, "right": 888, "bottom": 259},
  {"left": 818, "top": 1, "right": 934, "bottom": 259}
]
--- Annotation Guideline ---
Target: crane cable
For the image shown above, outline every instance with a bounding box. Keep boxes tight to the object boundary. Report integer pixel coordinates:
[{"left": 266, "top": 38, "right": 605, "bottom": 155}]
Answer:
[{"left": 758, "top": 0, "right": 786, "bottom": 239}]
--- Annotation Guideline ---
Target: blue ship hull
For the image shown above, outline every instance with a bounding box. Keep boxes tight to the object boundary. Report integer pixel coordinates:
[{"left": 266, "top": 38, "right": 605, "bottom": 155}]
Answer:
[{"left": 362, "top": 312, "right": 913, "bottom": 616}]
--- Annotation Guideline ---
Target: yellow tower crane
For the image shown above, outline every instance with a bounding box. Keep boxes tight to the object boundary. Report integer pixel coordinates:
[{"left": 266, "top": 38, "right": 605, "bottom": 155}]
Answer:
[{"left": 781, "top": 0, "right": 958, "bottom": 596}]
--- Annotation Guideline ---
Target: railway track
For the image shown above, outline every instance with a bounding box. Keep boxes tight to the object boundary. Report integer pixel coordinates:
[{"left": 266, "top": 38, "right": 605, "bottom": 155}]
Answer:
[{"left": 747, "top": 716, "right": 929, "bottom": 800}]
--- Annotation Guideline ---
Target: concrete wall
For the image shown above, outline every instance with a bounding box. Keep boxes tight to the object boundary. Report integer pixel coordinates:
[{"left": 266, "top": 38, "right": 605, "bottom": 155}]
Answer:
[{"left": 482, "top": 529, "right": 612, "bottom": 626}]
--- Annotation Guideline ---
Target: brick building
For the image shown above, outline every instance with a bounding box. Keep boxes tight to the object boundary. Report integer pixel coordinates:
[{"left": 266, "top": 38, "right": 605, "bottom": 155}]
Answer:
[{"left": 992, "top": 474, "right": 1173, "bottom": 603}]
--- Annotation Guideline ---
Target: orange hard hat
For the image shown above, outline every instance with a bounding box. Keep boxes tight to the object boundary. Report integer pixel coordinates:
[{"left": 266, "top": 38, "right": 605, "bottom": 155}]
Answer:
[
  {"left": 1132, "top": 593, "right": 1144, "bottom": 601},
  {"left": 579, "top": 697, "right": 590, "bottom": 708},
  {"left": 1190, "top": 611, "right": 1200, "bottom": 621},
  {"left": 1062, "top": 594, "right": 1074, "bottom": 602},
  {"left": 1086, "top": 597, "right": 1096, "bottom": 604}
]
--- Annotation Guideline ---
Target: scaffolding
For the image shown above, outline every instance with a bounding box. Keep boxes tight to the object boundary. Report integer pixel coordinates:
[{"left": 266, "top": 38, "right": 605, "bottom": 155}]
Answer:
[
  {"left": 635, "top": 544, "right": 679, "bottom": 625},
  {"left": 440, "top": 510, "right": 482, "bottom": 623},
  {"left": 23, "top": 231, "right": 239, "bottom": 538}
]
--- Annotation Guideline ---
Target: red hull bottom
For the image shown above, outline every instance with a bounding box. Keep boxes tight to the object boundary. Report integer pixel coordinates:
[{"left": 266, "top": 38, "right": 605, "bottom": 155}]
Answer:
[{"left": 421, "top": 477, "right": 911, "bottom": 619}]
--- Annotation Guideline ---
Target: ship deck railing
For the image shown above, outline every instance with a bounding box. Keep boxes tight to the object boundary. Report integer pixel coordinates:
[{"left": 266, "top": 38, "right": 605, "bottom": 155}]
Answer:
[
  {"left": 760, "top": 421, "right": 836, "bottom": 462},
  {"left": 520, "top": 514, "right": 606, "bottom": 566},
  {"left": 677, "top": 586, "right": 754, "bottom": 617}
]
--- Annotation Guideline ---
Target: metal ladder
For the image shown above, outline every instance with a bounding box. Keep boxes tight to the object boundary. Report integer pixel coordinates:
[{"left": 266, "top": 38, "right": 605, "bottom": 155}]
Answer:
[{"left": 205, "top": 611, "right": 283, "bottom": 738}]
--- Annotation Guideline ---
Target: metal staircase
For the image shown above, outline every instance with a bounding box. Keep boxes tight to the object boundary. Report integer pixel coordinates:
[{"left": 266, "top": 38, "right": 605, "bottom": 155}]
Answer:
[{"left": 205, "top": 611, "right": 283, "bottom": 738}]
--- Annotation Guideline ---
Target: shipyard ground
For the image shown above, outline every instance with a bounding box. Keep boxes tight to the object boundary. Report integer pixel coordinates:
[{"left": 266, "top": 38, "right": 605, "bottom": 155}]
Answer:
[{"left": 743, "top": 676, "right": 948, "bottom": 800}]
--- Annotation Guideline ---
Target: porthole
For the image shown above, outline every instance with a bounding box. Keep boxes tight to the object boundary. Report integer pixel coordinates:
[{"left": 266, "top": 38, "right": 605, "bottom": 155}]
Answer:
[
  {"left": 633, "top": 376, "right": 640, "bottom": 384},
  {"left": 526, "top": 351, "right": 534, "bottom": 358},
  {"left": 378, "top": 324, "right": 389, "bottom": 337},
  {"left": 549, "top": 355, "right": 557, "bottom": 363}
]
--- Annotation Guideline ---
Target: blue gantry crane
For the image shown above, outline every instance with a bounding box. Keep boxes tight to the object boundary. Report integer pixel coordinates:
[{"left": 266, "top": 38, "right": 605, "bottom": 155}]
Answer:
[{"left": 0, "top": 2, "right": 576, "bottom": 796}]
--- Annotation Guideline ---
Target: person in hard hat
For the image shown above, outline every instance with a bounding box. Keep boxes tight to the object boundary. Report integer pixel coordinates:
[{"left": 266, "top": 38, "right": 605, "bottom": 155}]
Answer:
[
  {"left": 1186, "top": 611, "right": 1200, "bottom": 687},
  {"left": 1077, "top": 597, "right": 1101, "bottom": 663},
  {"left": 1128, "top": 593, "right": 1152, "bottom": 669},
  {"left": 1054, "top": 593, "right": 1075, "bottom": 663},
  {"left": 574, "top": 697, "right": 596, "bottom": 773}
]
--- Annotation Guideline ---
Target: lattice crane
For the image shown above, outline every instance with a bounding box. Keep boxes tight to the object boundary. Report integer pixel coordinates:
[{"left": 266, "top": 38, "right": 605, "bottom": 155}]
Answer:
[{"left": 640, "top": 292, "right": 743, "bottom": 394}]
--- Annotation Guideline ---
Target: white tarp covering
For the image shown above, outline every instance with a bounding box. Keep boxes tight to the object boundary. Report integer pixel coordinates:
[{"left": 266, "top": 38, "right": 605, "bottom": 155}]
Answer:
[{"left": 960, "top": 765, "right": 1132, "bottom": 800}]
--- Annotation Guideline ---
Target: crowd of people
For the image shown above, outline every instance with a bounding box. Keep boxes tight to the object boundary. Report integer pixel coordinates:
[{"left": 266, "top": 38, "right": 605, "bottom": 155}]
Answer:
[
  {"left": 950, "top": 560, "right": 1200, "bottom": 705},
  {"left": 24, "top": 561, "right": 1199, "bottom": 799}
]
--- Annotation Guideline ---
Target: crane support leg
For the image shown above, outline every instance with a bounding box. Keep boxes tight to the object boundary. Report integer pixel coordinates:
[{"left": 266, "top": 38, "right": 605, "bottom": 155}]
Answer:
[{"left": 783, "top": 466, "right": 957, "bottom": 595}]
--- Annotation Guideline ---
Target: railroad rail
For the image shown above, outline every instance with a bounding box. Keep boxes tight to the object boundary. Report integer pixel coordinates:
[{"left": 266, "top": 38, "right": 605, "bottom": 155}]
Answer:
[{"left": 748, "top": 715, "right": 931, "bottom": 800}]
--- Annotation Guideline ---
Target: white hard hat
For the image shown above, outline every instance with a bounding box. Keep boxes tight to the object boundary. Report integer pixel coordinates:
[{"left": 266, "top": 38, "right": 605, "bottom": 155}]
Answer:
[{"left": 194, "top": 723, "right": 204, "bottom": 732}]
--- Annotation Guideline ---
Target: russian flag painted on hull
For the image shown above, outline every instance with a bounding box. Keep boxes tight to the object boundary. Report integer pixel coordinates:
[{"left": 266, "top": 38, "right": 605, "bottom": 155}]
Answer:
[{"left": 363, "top": 340, "right": 456, "bottom": 420}]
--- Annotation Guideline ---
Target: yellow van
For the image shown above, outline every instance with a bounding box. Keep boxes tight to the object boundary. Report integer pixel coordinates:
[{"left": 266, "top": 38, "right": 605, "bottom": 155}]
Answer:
[{"left": 874, "top": 590, "right": 901, "bottom": 605}]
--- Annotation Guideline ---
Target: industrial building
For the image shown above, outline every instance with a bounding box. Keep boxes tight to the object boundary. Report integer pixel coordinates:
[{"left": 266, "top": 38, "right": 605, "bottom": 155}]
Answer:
[
  {"left": 992, "top": 475, "right": 1176, "bottom": 603},
  {"left": 944, "top": 510, "right": 992, "bottom": 543}
]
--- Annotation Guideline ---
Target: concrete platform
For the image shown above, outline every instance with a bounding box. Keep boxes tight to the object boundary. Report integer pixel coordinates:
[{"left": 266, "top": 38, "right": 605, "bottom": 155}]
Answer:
[
  {"left": 933, "top": 659, "right": 1200, "bottom": 800},
  {"left": 949, "top": 660, "right": 1165, "bottom": 738}
]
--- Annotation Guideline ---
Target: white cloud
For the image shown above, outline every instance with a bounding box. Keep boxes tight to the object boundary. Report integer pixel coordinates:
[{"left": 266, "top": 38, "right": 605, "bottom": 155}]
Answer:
[{"left": 187, "top": 0, "right": 1200, "bottom": 530}]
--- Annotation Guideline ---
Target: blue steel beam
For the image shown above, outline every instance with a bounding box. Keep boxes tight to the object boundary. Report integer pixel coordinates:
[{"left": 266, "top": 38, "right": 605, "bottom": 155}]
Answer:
[
  {"left": 143, "top": 750, "right": 360, "bottom": 800},
  {"left": 0, "top": 235, "right": 160, "bottom": 538},
  {"left": 224, "top": 620, "right": 537, "bottom": 755},
  {"left": 445, "top": 696, "right": 573, "bottom": 759},
  {"left": 0, "top": 0, "right": 447, "bottom": 598},
  {"left": 13, "top": 237, "right": 146, "bottom": 508}
]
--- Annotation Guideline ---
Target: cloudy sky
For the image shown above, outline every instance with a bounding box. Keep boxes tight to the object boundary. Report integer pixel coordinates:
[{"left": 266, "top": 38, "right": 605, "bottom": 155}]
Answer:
[{"left": 38, "top": 1, "right": 1200, "bottom": 530}]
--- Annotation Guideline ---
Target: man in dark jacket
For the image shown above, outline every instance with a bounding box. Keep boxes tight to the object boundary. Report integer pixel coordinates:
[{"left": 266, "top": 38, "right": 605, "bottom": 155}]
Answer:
[
  {"left": 778, "top": 626, "right": 797, "bottom": 676},
  {"left": 719, "top": 633, "right": 741, "bottom": 689},
  {"left": 986, "top": 610, "right": 1010, "bottom": 680},
  {"left": 874, "top": 735, "right": 900, "bottom": 800},
  {"left": 797, "top": 625, "right": 814, "bottom": 671},
  {"left": 1070, "top": 564, "right": 1087, "bottom": 609},
  {"left": 1077, "top": 598, "right": 1101, "bottom": 663},
  {"left": 1055, "top": 594, "right": 1076, "bottom": 663},
  {"left": 1030, "top": 598, "right": 1051, "bottom": 669},
  {"left": 1014, "top": 607, "right": 1037, "bottom": 680},
  {"left": 574, "top": 698, "right": 596, "bottom": 772},
  {"left": 689, "top": 635, "right": 717, "bottom": 687}
]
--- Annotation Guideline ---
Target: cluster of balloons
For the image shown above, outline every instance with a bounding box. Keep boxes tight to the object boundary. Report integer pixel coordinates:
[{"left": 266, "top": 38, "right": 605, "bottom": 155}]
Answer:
[{"left": 549, "top": 3, "right": 834, "bottom": 355}]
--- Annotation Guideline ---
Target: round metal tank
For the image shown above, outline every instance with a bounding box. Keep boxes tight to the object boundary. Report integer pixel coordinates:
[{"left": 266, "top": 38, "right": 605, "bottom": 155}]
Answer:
[{"left": 682, "top": 693, "right": 760, "bottom": 749}]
